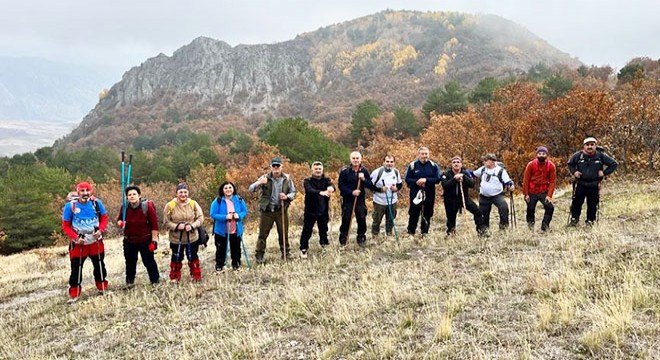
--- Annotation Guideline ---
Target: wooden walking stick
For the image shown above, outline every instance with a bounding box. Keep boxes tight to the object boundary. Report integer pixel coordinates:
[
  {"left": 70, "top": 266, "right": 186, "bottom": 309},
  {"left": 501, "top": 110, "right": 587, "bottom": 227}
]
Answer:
[
  {"left": 281, "top": 198, "right": 288, "bottom": 261},
  {"left": 458, "top": 178, "right": 469, "bottom": 228},
  {"left": 347, "top": 177, "right": 362, "bottom": 245}
]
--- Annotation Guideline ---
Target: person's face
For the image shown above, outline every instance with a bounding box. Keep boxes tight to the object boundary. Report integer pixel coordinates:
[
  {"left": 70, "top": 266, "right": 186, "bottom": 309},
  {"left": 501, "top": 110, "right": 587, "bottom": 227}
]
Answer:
[
  {"left": 77, "top": 188, "right": 91, "bottom": 202},
  {"left": 484, "top": 159, "right": 495, "bottom": 168},
  {"left": 383, "top": 156, "right": 395, "bottom": 169},
  {"left": 583, "top": 142, "right": 596, "bottom": 154},
  {"left": 126, "top": 189, "right": 140, "bottom": 204},
  {"left": 451, "top": 159, "right": 462, "bottom": 171},
  {"left": 350, "top": 152, "right": 362, "bottom": 167},
  {"left": 271, "top": 163, "right": 282, "bottom": 176},
  {"left": 418, "top": 149, "right": 429, "bottom": 163},
  {"left": 223, "top": 184, "right": 234, "bottom": 197},
  {"left": 536, "top": 151, "right": 548, "bottom": 162},
  {"left": 176, "top": 189, "right": 189, "bottom": 201},
  {"left": 311, "top": 164, "right": 324, "bottom": 177}
]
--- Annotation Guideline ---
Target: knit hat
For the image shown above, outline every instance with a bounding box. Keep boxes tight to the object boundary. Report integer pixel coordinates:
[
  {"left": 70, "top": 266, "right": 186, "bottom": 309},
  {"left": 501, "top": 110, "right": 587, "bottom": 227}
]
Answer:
[
  {"left": 176, "top": 183, "right": 189, "bottom": 192},
  {"left": 76, "top": 182, "right": 93, "bottom": 192},
  {"left": 536, "top": 146, "right": 549, "bottom": 154},
  {"left": 450, "top": 156, "right": 462, "bottom": 162}
]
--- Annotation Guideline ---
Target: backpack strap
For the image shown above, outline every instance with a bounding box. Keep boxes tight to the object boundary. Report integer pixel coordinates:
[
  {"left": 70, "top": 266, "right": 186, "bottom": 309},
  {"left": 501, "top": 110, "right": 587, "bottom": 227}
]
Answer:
[{"left": 497, "top": 167, "right": 504, "bottom": 185}]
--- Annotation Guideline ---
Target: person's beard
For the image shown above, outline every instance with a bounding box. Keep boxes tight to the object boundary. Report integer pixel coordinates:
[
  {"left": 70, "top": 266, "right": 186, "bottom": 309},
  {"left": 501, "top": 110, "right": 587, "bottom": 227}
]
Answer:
[{"left": 537, "top": 156, "right": 547, "bottom": 163}]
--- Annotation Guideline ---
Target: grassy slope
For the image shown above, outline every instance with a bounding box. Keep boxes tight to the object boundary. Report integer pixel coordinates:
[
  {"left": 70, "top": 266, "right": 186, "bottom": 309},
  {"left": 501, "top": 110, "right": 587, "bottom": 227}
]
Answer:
[{"left": 0, "top": 180, "right": 658, "bottom": 359}]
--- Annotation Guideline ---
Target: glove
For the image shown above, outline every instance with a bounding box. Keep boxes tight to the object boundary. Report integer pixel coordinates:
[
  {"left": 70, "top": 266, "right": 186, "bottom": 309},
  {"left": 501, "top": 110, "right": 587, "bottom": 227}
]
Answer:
[
  {"left": 117, "top": 220, "right": 125, "bottom": 229},
  {"left": 148, "top": 241, "right": 158, "bottom": 252}
]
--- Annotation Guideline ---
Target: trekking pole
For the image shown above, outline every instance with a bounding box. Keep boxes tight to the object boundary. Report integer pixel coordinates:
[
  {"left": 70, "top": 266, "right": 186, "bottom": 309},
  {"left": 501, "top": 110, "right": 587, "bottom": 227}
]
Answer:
[
  {"left": 385, "top": 191, "right": 399, "bottom": 242},
  {"left": 121, "top": 152, "right": 126, "bottom": 222},
  {"left": 347, "top": 177, "right": 362, "bottom": 245},
  {"left": 241, "top": 236, "right": 252, "bottom": 269},
  {"left": 225, "top": 218, "right": 231, "bottom": 266},
  {"left": 281, "top": 198, "right": 288, "bottom": 262},
  {"left": 509, "top": 190, "right": 517, "bottom": 229},
  {"left": 176, "top": 228, "right": 184, "bottom": 263},
  {"left": 458, "top": 180, "right": 469, "bottom": 229},
  {"left": 567, "top": 181, "right": 576, "bottom": 225},
  {"left": 94, "top": 226, "right": 107, "bottom": 294}
]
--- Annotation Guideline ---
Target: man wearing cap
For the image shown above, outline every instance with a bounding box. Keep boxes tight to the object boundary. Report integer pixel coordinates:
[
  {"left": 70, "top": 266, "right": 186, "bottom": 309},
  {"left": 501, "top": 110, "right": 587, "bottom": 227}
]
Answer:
[
  {"left": 404, "top": 147, "right": 442, "bottom": 237},
  {"left": 440, "top": 156, "right": 485, "bottom": 235},
  {"left": 567, "top": 137, "right": 618, "bottom": 226},
  {"left": 474, "top": 153, "right": 514, "bottom": 230},
  {"left": 522, "top": 146, "right": 557, "bottom": 231},
  {"left": 249, "top": 157, "right": 297, "bottom": 263},
  {"left": 61, "top": 181, "right": 109, "bottom": 301}
]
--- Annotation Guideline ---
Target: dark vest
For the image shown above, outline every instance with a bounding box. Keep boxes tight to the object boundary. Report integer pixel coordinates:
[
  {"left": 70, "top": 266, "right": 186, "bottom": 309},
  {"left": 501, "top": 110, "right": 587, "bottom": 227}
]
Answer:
[{"left": 258, "top": 173, "right": 292, "bottom": 211}]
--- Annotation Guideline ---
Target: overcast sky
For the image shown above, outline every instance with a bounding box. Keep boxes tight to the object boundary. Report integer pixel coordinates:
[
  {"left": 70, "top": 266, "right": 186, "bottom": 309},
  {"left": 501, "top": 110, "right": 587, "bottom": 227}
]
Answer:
[{"left": 1, "top": 0, "right": 657, "bottom": 72}]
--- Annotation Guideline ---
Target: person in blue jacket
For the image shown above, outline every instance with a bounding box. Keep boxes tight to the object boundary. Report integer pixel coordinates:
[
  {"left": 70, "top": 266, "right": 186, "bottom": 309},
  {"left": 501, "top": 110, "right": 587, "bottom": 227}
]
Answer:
[
  {"left": 210, "top": 182, "right": 248, "bottom": 271},
  {"left": 404, "top": 147, "right": 442, "bottom": 237}
]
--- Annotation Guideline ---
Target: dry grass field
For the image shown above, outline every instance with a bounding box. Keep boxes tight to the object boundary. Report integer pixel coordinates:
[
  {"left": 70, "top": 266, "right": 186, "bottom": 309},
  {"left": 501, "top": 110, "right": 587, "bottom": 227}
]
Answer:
[{"left": 0, "top": 180, "right": 659, "bottom": 359}]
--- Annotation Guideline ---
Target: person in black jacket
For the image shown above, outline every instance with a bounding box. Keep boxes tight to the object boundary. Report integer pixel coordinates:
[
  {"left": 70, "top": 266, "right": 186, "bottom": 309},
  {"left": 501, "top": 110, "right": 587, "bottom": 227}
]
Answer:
[
  {"left": 338, "top": 151, "right": 378, "bottom": 247},
  {"left": 404, "top": 146, "right": 442, "bottom": 237},
  {"left": 567, "top": 137, "right": 618, "bottom": 226},
  {"left": 299, "top": 161, "right": 335, "bottom": 258},
  {"left": 440, "top": 156, "right": 485, "bottom": 235}
]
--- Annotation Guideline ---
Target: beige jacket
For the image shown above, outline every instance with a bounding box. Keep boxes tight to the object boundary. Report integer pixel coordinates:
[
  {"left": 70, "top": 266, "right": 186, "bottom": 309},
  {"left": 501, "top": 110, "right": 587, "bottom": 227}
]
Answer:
[{"left": 163, "top": 198, "right": 204, "bottom": 244}]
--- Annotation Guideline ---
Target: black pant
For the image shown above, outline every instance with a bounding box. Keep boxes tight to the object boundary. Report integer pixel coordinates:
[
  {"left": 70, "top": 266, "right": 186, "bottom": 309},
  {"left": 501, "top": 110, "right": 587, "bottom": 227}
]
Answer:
[
  {"left": 300, "top": 213, "right": 329, "bottom": 250},
  {"left": 215, "top": 233, "right": 241, "bottom": 269},
  {"left": 69, "top": 253, "right": 106, "bottom": 288},
  {"left": 479, "top": 193, "right": 509, "bottom": 229},
  {"left": 526, "top": 192, "right": 554, "bottom": 230},
  {"left": 571, "top": 184, "right": 599, "bottom": 222},
  {"left": 170, "top": 240, "right": 199, "bottom": 263},
  {"left": 407, "top": 200, "right": 434, "bottom": 234},
  {"left": 444, "top": 198, "right": 484, "bottom": 234},
  {"left": 123, "top": 240, "right": 159, "bottom": 284},
  {"left": 339, "top": 198, "right": 367, "bottom": 245}
]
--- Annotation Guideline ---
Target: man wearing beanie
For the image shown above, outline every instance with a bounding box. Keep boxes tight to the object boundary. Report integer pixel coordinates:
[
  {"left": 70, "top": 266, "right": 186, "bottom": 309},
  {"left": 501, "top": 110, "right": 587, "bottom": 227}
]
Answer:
[
  {"left": 61, "top": 181, "right": 109, "bottom": 301},
  {"left": 522, "top": 146, "right": 557, "bottom": 231}
]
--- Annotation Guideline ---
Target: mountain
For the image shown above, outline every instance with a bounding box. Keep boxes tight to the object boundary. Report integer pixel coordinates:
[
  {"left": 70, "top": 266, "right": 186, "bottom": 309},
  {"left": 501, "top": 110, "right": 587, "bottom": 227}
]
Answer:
[
  {"left": 58, "top": 10, "right": 580, "bottom": 150},
  {"left": 0, "top": 57, "right": 121, "bottom": 122}
]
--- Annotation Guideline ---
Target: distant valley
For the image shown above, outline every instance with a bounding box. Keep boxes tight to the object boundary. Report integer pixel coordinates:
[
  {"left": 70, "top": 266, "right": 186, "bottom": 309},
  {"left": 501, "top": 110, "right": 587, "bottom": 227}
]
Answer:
[{"left": 0, "top": 119, "right": 76, "bottom": 156}]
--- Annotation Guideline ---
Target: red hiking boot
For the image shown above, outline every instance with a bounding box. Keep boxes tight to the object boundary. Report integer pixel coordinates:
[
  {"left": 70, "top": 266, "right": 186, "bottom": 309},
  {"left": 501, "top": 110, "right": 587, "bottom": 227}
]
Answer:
[
  {"left": 189, "top": 259, "right": 202, "bottom": 281},
  {"left": 95, "top": 280, "right": 109, "bottom": 294},
  {"left": 169, "top": 261, "right": 182, "bottom": 281}
]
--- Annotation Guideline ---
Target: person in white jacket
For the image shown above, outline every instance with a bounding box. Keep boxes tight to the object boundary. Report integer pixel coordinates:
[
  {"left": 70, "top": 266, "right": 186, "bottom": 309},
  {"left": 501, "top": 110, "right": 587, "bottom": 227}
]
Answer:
[{"left": 473, "top": 153, "right": 514, "bottom": 230}]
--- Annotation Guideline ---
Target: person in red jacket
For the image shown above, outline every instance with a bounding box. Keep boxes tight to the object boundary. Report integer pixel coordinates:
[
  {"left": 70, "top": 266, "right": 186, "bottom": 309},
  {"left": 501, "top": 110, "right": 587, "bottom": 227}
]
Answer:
[
  {"left": 522, "top": 146, "right": 556, "bottom": 231},
  {"left": 117, "top": 185, "right": 160, "bottom": 287},
  {"left": 61, "top": 182, "right": 109, "bottom": 301}
]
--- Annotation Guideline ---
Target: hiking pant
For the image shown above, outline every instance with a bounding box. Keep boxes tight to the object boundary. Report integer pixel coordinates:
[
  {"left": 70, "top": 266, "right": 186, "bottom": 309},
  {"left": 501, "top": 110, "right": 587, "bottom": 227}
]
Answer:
[
  {"left": 479, "top": 193, "right": 509, "bottom": 229},
  {"left": 123, "top": 240, "right": 159, "bottom": 284},
  {"left": 407, "top": 200, "right": 434, "bottom": 234},
  {"left": 300, "top": 213, "right": 329, "bottom": 250},
  {"left": 571, "top": 184, "right": 599, "bottom": 223},
  {"left": 444, "top": 198, "right": 484, "bottom": 234},
  {"left": 69, "top": 242, "right": 107, "bottom": 289},
  {"left": 339, "top": 198, "right": 367, "bottom": 245},
  {"left": 215, "top": 233, "right": 241, "bottom": 269},
  {"left": 372, "top": 202, "right": 397, "bottom": 236},
  {"left": 256, "top": 208, "right": 290, "bottom": 258},
  {"left": 170, "top": 241, "right": 199, "bottom": 263},
  {"left": 526, "top": 192, "right": 554, "bottom": 230}
]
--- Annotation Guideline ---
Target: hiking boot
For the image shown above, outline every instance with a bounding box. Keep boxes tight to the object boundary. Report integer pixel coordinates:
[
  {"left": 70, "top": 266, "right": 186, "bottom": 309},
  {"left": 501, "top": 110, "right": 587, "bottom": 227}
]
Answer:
[
  {"left": 255, "top": 255, "right": 266, "bottom": 265},
  {"left": 585, "top": 220, "right": 595, "bottom": 227},
  {"left": 169, "top": 261, "right": 183, "bottom": 281},
  {"left": 95, "top": 280, "right": 109, "bottom": 294},
  {"left": 68, "top": 286, "right": 82, "bottom": 302},
  {"left": 215, "top": 266, "right": 225, "bottom": 274},
  {"left": 300, "top": 250, "right": 308, "bottom": 259},
  {"left": 189, "top": 259, "right": 202, "bottom": 281},
  {"left": 568, "top": 218, "right": 578, "bottom": 227},
  {"left": 123, "top": 282, "right": 135, "bottom": 290}
]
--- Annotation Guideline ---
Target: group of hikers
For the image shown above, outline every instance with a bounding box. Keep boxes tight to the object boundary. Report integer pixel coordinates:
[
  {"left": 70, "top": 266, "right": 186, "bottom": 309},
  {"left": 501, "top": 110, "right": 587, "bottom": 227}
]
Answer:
[{"left": 61, "top": 136, "right": 617, "bottom": 301}]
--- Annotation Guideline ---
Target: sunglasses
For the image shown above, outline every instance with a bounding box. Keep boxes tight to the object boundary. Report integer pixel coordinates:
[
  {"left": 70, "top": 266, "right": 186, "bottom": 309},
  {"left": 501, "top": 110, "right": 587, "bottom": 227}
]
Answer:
[{"left": 271, "top": 164, "right": 281, "bottom": 168}]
